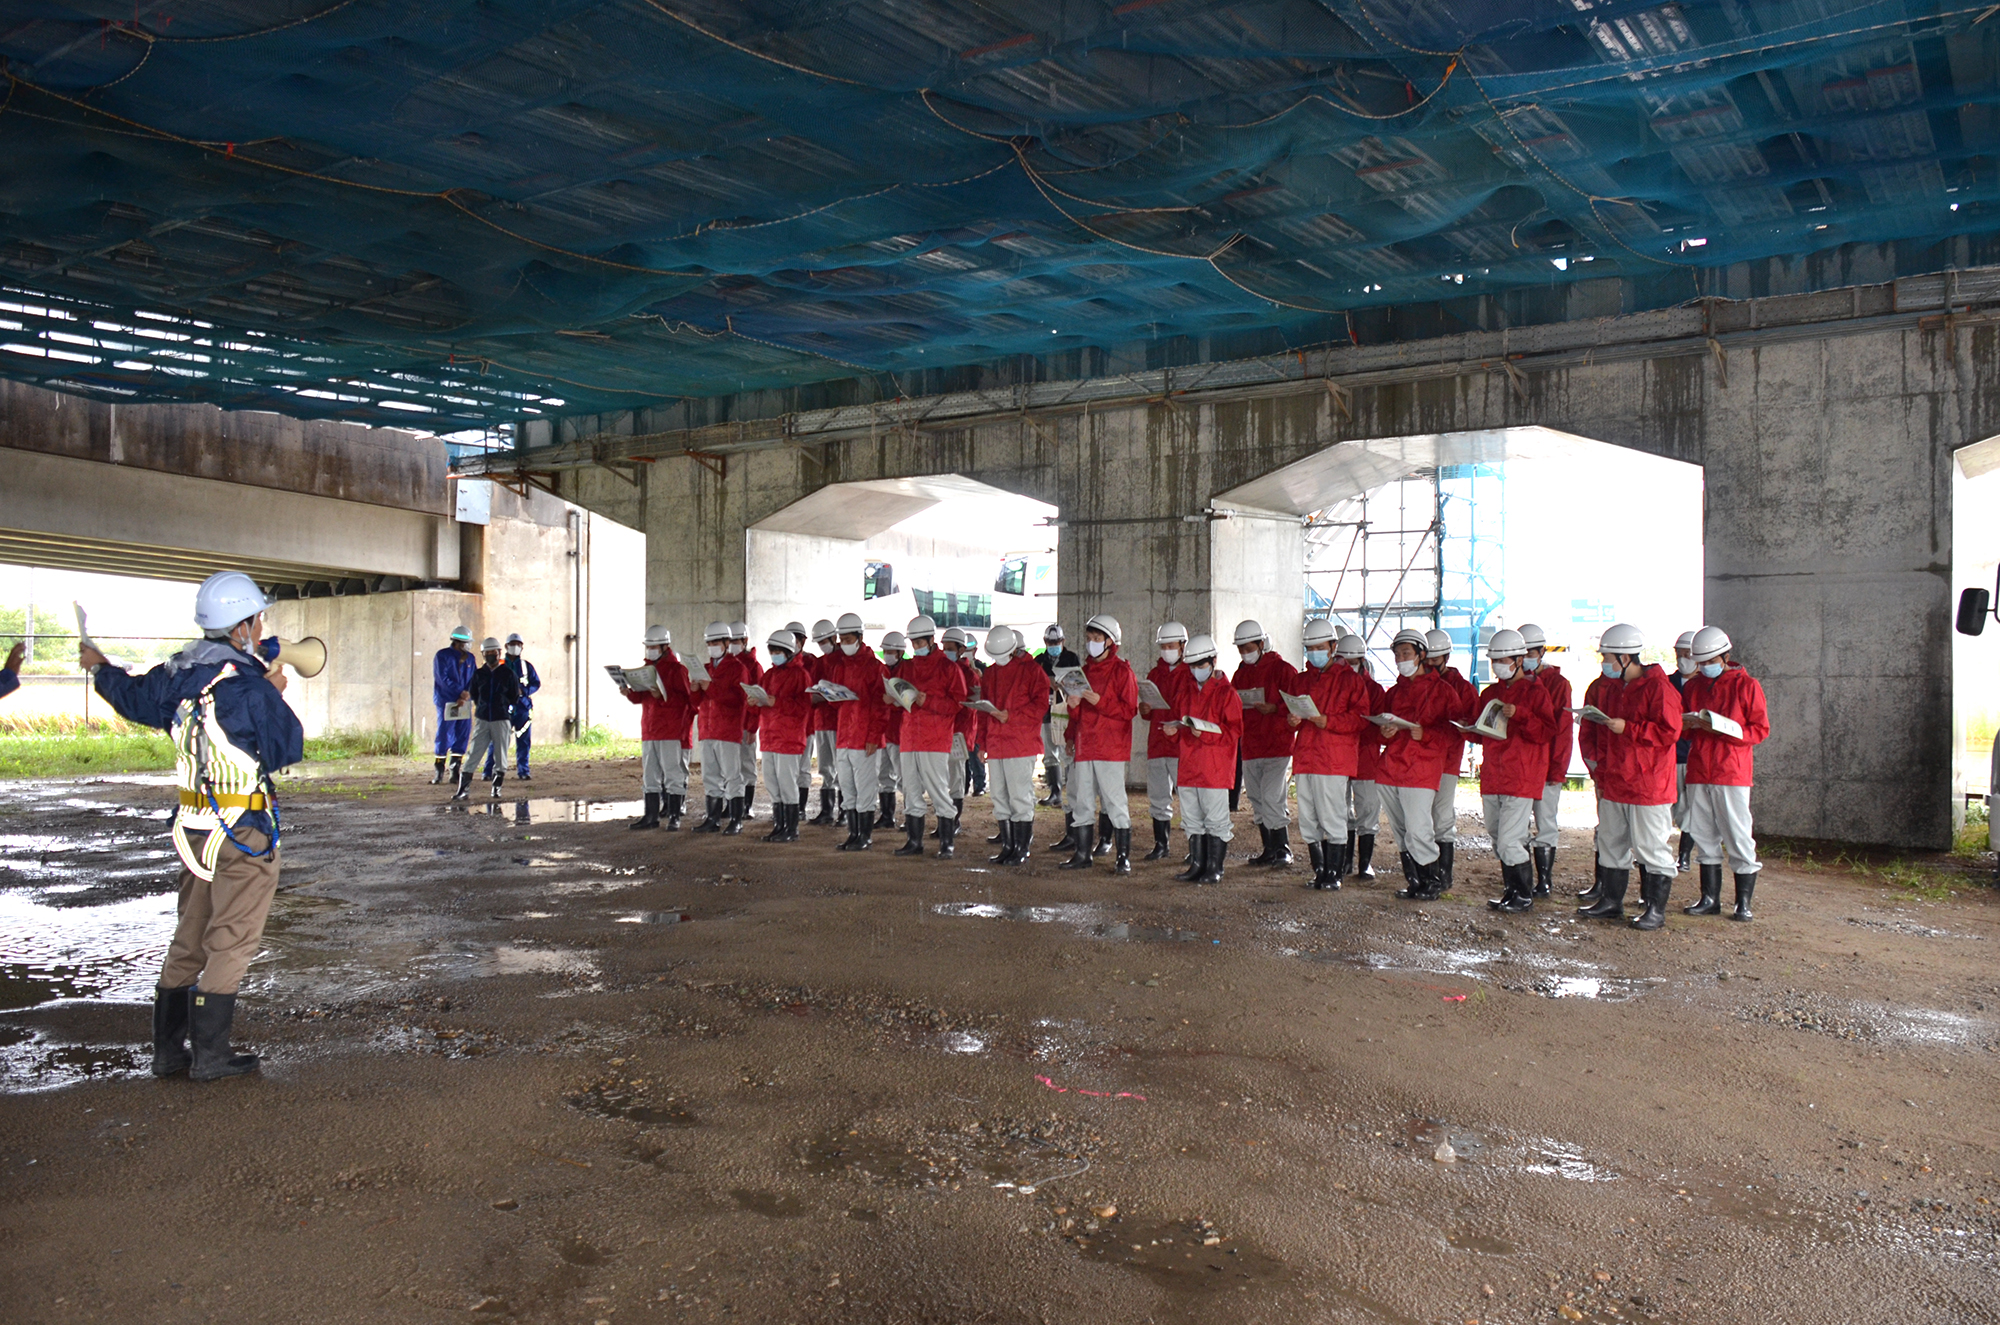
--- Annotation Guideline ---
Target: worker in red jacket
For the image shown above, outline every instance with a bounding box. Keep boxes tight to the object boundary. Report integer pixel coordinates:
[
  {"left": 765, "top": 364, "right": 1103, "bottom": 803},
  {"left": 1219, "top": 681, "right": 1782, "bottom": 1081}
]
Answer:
[
  {"left": 620, "top": 624, "right": 696, "bottom": 831},
  {"left": 941, "top": 627, "right": 981, "bottom": 830},
  {"left": 1140, "top": 623, "right": 1192, "bottom": 862},
  {"left": 875, "top": 630, "right": 907, "bottom": 829},
  {"left": 731, "top": 622, "right": 762, "bottom": 819},
  {"left": 693, "top": 620, "right": 750, "bottom": 835},
  {"left": 1286, "top": 618, "right": 1373, "bottom": 888},
  {"left": 977, "top": 625, "right": 1051, "bottom": 865},
  {"left": 1164, "top": 633, "right": 1243, "bottom": 885},
  {"left": 749, "top": 630, "right": 813, "bottom": 843},
  {"left": 1336, "top": 633, "right": 1387, "bottom": 882},
  {"left": 1517, "top": 622, "right": 1571, "bottom": 897},
  {"left": 1423, "top": 628, "right": 1482, "bottom": 891},
  {"left": 1678, "top": 626, "right": 1771, "bottom": 921},
  {"left": 892, "top": 616, "right": 969, "bottom": 857},
  {"left": 1231, "top": 618, "right": 1299, "bottom": 867},
  {"left": 1061, "top": 613, "right": 1140, "bottom": 873},
  {"left": 1576, "top": 623, "right": 1684, "bottom": 929},
  {"left": 1377, "top": 627, "right": 1461, "bottom": 900},
  {"left": 1465, "top": 629, "right": 1556, "bottom": 912},
  {"left": 806, "top": 618, "right": 842, "bottom": 825},
  {"left": 830, "top": 611, "right": 890, "bottom": 851}
]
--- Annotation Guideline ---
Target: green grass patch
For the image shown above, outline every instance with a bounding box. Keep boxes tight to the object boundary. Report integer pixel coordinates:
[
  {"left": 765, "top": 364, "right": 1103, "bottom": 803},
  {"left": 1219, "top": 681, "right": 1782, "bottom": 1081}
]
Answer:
[
  {"left": 0, "top": 729, "right": 178, "bottom": 779},
  {"left": 302, "top": 728, "right": 414, "bottom": 761}
]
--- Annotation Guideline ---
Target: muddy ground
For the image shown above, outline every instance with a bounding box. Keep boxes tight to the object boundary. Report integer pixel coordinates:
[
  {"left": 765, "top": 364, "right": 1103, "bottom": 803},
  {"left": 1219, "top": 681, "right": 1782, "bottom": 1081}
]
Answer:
[{"left": 2, "top": 760, "right": 1997, "bottom": 1325}]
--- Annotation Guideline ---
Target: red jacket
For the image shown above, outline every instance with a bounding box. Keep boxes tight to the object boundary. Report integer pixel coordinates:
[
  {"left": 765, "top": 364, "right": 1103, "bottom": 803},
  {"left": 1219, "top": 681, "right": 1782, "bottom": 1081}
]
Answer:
[
  {"left": 624, "top": 650, "right": 695, "bottom": 742},
  {"left": 953, "top": 656, "right": 981, "bottom": 741},
  {"left": 1071, "top": 645, "right": 1139, "bottom": 763},
  {"left": 1286, "top": 661, "right": 1372, "bottom": 777},
  {"left": 737, "top": 648, "right": 763, "bottom": 736},
  {"left": 1232, "top": 652, "right": 1298, "bottom": 761},
  {"left": 1175, "top": 673, "right": 1243, "bottom": 788},
  {"left": 755, "top": 654, "right": 813, "bottom": 755},
  {"left": 882, "top": 657, "right": 905, "bottom": 745},
  {"left": 1534, "top": 662, "right": 1574, "bottom": 785},
  {"left": 696, "top": 652, "right": 749, "bottom": 744},
  {"left": 980, "top": 653, "right": 1051, "bottom": 759},
  {"left": 810, "top": 647, "right": 841, "bottom": 733},
  {"left": 1433, "top": 665, "right": 1481, "bottom": 780},
  {"left": 1682, "top": 665, "right": 1768, "bottom": 787},
  {"left": 895, "top": 648, "right": 967, "bottom": 753},
  {"left": 830, "top": 646, "right": 890, "bottom": 750},
  {"left": 1355, "top": 667, "right": 1387, "bottom": 781},
  {"left": 1376, "top": 670, "right": 1459, "bottom": 789},
  {"left": 1467, "top": 673, "right": 1555, "bottom": 800},
  {"left": 1143, "top": 659, "right": 1191, "bottom": 759},
  {"left": 1579, "top": 664, "right": 1682, "bottom": 805}
]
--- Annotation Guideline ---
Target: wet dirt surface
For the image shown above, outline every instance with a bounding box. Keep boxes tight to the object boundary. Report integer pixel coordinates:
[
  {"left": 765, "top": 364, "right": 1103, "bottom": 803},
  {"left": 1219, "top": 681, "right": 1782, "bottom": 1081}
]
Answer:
[{"left": 1, "top": 766, "right": 1998, "bottom": 1323}]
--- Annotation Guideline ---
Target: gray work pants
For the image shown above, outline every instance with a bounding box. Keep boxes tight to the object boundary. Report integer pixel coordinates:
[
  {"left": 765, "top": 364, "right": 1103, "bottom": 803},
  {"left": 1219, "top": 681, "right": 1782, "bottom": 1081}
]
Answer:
[
  {"left": 1433, "top": 772, "right": 1460, "bottom": 843},
  {"left": 1672, "top": 762, "right": 1688, "bottom": 826},
  {"left": 1041, "top": 717, "right": 1062, "bottom": 788},
  {"left": 1381, "top": 783, "right": 1440, "bottom": 866},
  {"left": 740, "top": 731, "right": 759, "bottom": 792},
  {"left": 465, "top": 719, "right": 513, "bottom": 781},
  {"left": 1532, "top": 781, "right": 1562, "bottom": 849},
  {"left": 836, "top": 747, "right": 879, "bottom": 809},
  {"left": 989, "top": 755, "right": 1038, "bottom": 821},
  {"left": 1348, "top": 779, "right": 1381, "bottom": 837},
  {"left": 1682, "top": 782, "right": 1761, "bottom": 875},
  {"left": 1481, "top": 793, "right": 1534, "bottom": 867},
  {"left": 1067, "top": 759, "right": 1132, "bottom": 829},
  {"left": 763, "top": 751, "right": 802, "bottom": 799},
  {"left": 1178, "top": 786, "right": 1233, "bottom": 841},
  {"left": 1597, "top": 799, "right": 1675, "bottom": 874},
  {"left": 699, "top": 738, "right": 744, "bottom": 800},
  {"left": 901, "top": 750, "right": 956, "bottom": 819},
  {"left": 641, "top": 739, "right": 687, "bottom": 795},
  {"left": 878, "top": 743, "right": 900, "bottom": 794},
  {"left": 1146, "top": 756, "right": 1179, "bottom": 823},
  {"left": 948, "top": 733, "right": 969, "bottom": 800},
  {"left": 1242, "top": 756, "right": 1291, "bottom": 828},
  {"left": 810, "top": 731, "right": 837, "bottom": 792},
  {"left": 1295, "top": 772, "right": 1350, "bottom": 844}
]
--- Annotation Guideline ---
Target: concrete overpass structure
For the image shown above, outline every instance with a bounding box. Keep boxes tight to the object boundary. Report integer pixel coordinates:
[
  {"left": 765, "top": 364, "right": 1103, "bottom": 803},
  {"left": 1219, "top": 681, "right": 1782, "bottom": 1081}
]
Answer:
[{"left": 463, "top": 269, "right": 2000, "bottom": 852}]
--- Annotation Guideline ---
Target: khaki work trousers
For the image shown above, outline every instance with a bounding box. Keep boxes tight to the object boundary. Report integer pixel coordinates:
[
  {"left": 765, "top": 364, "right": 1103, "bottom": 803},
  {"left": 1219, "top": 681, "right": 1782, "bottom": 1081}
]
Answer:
[{"left": 160, "top": 827, "right": 280, "bottom": 996}]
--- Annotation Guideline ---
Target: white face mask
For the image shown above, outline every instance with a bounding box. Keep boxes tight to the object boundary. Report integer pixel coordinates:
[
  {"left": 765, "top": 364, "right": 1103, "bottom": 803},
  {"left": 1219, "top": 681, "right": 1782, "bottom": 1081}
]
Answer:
[
  {"left": 1492, "top": 660, "right": 1515, "bottom": 680},
  {"left": 645, "top": 646, "right": 663, "bottom": 660},
  {"left": 840, "top": 641, "right": 859, "bottom": 656},
  {"left": 707, "top": 645, "right": 724, "bottom": 660},
  {"left": 727, "top": 642, "right": 744, "bottom": 654},
  {"left": 1159, "top": 647, "right": 1180, "bottom": 664},
  {"left": 1676, "top": 656, "right": 1696, "bottom": 676},
  {"left": 506, "top": 644, "right": 522, "bottom": 656},
  {"left": 913, "top": 644, "right": 931, "bottom": 657},
  {"left": 1239, "top": 647, "right": 1261, "bottom": 666},
  {"left": 1700, "top": 661, "right": 1724, "bottom": 679},
  {"left": 1306, "top": 648, "right": 1330, "bottom": 668},
  {"left": 885, "top": 653, "right": 903, "bottom": 664},
  {"left": 1396, "top": 659, "right": 1419, "bottom": 678},
  {"left": 1087, "top": 639, "right": 1107, "bottom": 658},
  {"left": 1191, "top": 664, "right": 1213, "bottom": 684},
  {"left": 770, "top": 649, "right": 790, "bottom": 665},
  {"left": 1522, "top": 655, "right": 1542, "bottom": 672}
]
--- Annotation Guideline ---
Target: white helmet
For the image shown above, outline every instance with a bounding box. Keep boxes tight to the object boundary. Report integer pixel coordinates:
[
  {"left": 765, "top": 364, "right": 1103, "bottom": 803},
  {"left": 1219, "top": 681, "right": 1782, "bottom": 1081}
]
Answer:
[
  {"left": 1424, "top": 628, "right": 1452, "bottom": 658},
  {"left": 1516, "top": 622, "right": 1548, "bottom": 649},
  {"left": 1391, "top": 627, "right": 1430, "bottom": 651},
  {"left": 1691, "top": 626, "right": 1732, "bottom": 662},
  {"left": 1085, "top": 613, "right": 1122, "bottom": 645},
  {"left": 479, "top": 636, "right": 501, "bottom": 652},
  {"left": 881, "top": 630, "right": 908, "bottom": 653},
  {"left": 942, "top": 626, "right": 969, "bottom": 647},
  {"left": 1335, "top": 632, "right": 1365, "bottom": 659},
  {"left": 1184, "top": 633, "right": 1219, "bottom": 664},
  {"left": 1302, "top": 617, "right": 1337, "bottom": 647},
  {"left": 766, "top": 630, "right": 795, "bottom": 655},
  {"left": 644, "top": 624, "right": 672, "bottom": 647},
  {"left": 729, "top": 620, "right": 749, "bottom": 640},
  {"left": 704, "top": 620, "right": 731, "bottom": 642},
  {"left": 906, "top": 615, "right": 937, "bottom": 639},
  {"left": 1599, "top": 622, "right": 1645, "bottom": 654},
  {"left": 193, "top": 570, "right": 270, "bottom": 631},
  {"left": 1043, "top": 623, "right": 1064, "bottom": 641},
  {"left": 1155, "top": 622, "right": 1189, "bottom": 645},
  {"left": 1232, "top": 619, "right": 1266, "bottom": 647},
  {"left": 836, "top": 611, "right": 865, "bottom": 634},
  {"left": 785, "top": 619, "right": 807, "bottom": 637},
  {"left": 449, "top": 624, "right": 473, "bottom": 643},
  {"left": 1674, "top": 629, "right": 1697, "bottom": 651},
  {"left": 811, "top": 618, "right": 837, "bottom": 642},
  {"left": 1487, "top": 628, "right": 1527, "bottom": 659},
  {"left": 986, "top": 625, "right": 1017, "bottom": 657},
  {"left": 505, "top": 632, "right": 524, "bottom": 645}
]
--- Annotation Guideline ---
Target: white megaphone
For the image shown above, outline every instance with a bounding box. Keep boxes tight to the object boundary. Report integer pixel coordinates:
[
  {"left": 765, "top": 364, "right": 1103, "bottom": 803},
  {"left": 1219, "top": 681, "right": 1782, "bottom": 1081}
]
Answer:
[{"left": 271, "top": 636, "right": 328, "bottom": 679}]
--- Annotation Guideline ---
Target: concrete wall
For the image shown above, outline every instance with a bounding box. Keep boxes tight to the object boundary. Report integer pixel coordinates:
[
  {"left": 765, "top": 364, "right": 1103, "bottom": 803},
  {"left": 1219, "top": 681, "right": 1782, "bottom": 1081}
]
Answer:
[{"left": 745, "top": 528, "right": 860, "bottom": 637}]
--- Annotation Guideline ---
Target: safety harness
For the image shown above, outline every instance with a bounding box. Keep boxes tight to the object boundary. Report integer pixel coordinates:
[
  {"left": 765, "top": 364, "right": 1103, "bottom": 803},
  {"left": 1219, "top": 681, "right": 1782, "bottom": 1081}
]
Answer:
[{"left": 171, "top": 662, "right": 279, "bottom": 881}]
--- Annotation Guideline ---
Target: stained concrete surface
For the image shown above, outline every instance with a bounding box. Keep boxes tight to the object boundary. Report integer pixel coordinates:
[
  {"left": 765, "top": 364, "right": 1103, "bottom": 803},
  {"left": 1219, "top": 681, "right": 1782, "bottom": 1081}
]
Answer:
[{"left": 1, "top": 765, "right": 1997, "bottom": 1324}]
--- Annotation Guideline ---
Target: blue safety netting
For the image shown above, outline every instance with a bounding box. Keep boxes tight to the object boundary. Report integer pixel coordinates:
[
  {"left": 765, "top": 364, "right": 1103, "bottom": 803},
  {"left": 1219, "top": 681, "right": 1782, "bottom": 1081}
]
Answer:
[{"left": 1, "top": 0, "right": 1995, "bottom": 429}]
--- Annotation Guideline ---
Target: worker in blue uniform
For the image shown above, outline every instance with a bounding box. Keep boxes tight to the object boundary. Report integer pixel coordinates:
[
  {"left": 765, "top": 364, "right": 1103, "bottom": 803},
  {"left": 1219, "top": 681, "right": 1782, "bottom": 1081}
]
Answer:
[
  {"left": 482, "top": 632, "right": 541, "bottom": 780},
  {"left": 431, "top": 625, "right": 477, "bottom": 785},
  {"left": 0, "top": 641, "right": 21, "bottom": 701},
  {"left": 82, "top": 571, "right": 304, "bottom": 1081}
]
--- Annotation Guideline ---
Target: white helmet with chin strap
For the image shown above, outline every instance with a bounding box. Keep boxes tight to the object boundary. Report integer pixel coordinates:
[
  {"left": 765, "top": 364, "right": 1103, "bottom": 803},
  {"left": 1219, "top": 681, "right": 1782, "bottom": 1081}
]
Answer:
[
  {"left": 1084, "top": 613, "right": 1122, "bottom": 645},
  {"left": 766, "top": 630, "right": 796, "bottom": 656},
  {"left": 1516, "top": 622, "right": 1548, "bottom": 649},
  {"left": 194, "top": 571, "right": 270, "bottom": 632},
  {"left": 1232, "top": 619, "right": 1266, "bottom": 647},
  {"left": 1424, "top": 628, "right": 1452, "bottom": 658},
  {"left": 1184, "top": 633, "right": 1219, "bottom": 664},
  {"left": 836, "top": 612, "right": 865, "bottom": 635},
  {"left": 644, "top": 624, "right": 672, "bottom": 647},
  {"left": 1335, "top": 632, "right": 1365, "bottom": 659},
  {"left": 905, "top": 615, "right": 937, "bottom": 640},
  {"left": 881, "top": 630, "right": 908, "bottom": 653},
  {"left": 1391, "top": 627, "right": 1430, "bottom": 652},
  {"left": 1155, "top": 622, "right": 1189, "bottom": 645},
  {"left": 1599, "top": 622, "right": 1645, "bottom": 654},
  {"left": 1674, "top": 629, "right": 1697, "bottom": 651},
  {"left": 1302, "top": 617, "right": 1337, "bottom": 647},
  {"left": 985, "top": 625, "right": 1017, "bottom": 657},
  {"left": 811, "top": 618, "right": 837, "bottom": 643},
  {"left": 1487, "top": 628, "right": 1527, "bottom": 659},
  {"left": 1690, "top": 625, "right": 1732, "bottom": 662},
  {"left": 703, "top": 620, "right": 731, "bottom": 643}
]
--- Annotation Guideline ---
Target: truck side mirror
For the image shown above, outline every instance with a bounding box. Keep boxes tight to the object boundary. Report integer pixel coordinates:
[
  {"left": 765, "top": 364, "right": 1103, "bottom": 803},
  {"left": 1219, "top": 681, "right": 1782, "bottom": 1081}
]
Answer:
[{"left": 1958, "top": 586, "right": 1990, "bottom": 636}]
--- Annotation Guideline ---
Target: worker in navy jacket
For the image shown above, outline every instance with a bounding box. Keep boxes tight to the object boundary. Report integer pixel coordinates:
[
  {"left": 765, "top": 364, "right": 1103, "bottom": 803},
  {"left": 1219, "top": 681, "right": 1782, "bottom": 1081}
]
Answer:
[
  {"left": 482, "top": 632, "right": 541, "bottom": 780},
  {"left": 0, "top": 641, "right": 20, "bottom": 701}
]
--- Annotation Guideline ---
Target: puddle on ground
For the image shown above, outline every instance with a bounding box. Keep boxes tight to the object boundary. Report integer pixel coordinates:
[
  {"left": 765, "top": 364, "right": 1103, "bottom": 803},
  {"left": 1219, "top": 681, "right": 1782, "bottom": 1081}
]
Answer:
[
  {"left": 731, "top": 1188, "right": 808, "bottom": 1218},
  {"left": 1446, "top": 1227, "right": 1517, "bottom": 1255},
  {"left": 479, "top": 799, "right": 646, "bottom": 825},
  {"left": 798, "top": 1131, "right": 948, "bottom": 1188},
  {"left": 933, "top": 902, "right": 1201, "bottom": 944},
  {"left": 1524, "top": 1140, "right": 1620, "bottom": 1183},
  {"left": 0, "top": 1029, "right": 148, "bottom": 1093},
  {"left": 567, "top": 1081, "right": 700, "bottom": 1127},
  {"left": 1297, "top": 942, "right": 1662, "bottom": 1002},
  {"left": 1405, "top": 1117, "right": 1490, "bottom": 1161},
  {"left": 1068, "top": 1216, "right": 1289, "bottom": 1295},
  {"left": 613, "top": 911, "right": 689, "bottom": 925},
  {"left": 1091, "top": 922, "right": 1201, "bottom": 943},
  {"left": 410, "top": 946, "right": 599, "bottom": 981},
  {"left": 0, "top": 889, "right": 175, "bottom": 1010},
  {"left": 1530, "top": 974, "right": 1664, "bottom": 1003}
]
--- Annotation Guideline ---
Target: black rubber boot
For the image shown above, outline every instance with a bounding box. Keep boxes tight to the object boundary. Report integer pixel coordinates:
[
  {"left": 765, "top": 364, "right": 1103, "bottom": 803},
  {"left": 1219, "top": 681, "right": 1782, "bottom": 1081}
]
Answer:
[
  {"left": 1685, "top": 863, "right": 1724, "bottom": 915},
  {"left": 1059, "top": 824, "right": 1096, "bottom": 870},
  {"left": 762, "top": 799, "right": 790, "bottom": 843},
  {"left": 1011, "top": 820, "right": 1032, "bottom": 866},
  {"left": 1246, "top": 825, "right": 1275, "bottom": 866},
  {"left": 856, "top": 808, "right": 875, "bottom": 850},
  {"left": 1341, "top": 831, "right": 1357, "bottom": 879},
  {"left": 1112, "top": 828, "right": 1132, "bottom": 875},
  {"left": 988, "top": 823, "right": 1006, "bottom": 844},
  {"left": 722, "top": 796, "right": 745, "bottom": 835},
  {"left": 430, "top": 758, "right": 446, "bottom": 785},
  {"left": 935, "top": 816, "right": 957, "bottom": 859},
  {"left": 1144, "top": 819, "right": 1171, "bottom": 861},
  {"left": 1729, "top": 872, "right": 1757, "bottom": 922},
  {"left": 491, "top": 770, "right": 505, "bottom": 798},
  {"left": 742, "top": 779, "right": 758, "bottom": 820},
  {"left": 1176, "top": 835, "right": 1207, "bottom": 883},
  {"left": 152, "top": 985, "right": 193, "bottom": 1077},
  {"left": 1578, "top": 865, "right": 1630, "bottom": 919},
  {"left": 1415, "top": 855, "right": 1450, "bottom": 901},
  {"left": 810, "top": 787, "right": 837, "bottom": 826},
  {"left": 1321, "top": 840, "right": 1349, "bottom": 890},
  {"left": 877, "top": 792, "right": 898, "bottom": 830},
  {"left": 1631, "top": 869, "right": 1673, "bottom": 930},
  {"left": 1199, "top": 833, "right": 1226, "bottom": 885},
  {"left": 1306, "top": 842, "right": 1325, "bottom": 887},
  {"left": 629, "top": 792, "right": 661, "bottom": 830},
  {"left": 694, "top": 796, "right": 724, "bottom": 832},
  {"left": 837, "top": 809, "right": 862, "bottom": 850},
  {"left": 1531, "top": 845, "right": 1555, "bottom": 898},
  {"left": 1396, "top": 852, "right": 1426, "bottom": 899},
  {"left": 1355, "top": 833, "right": 1376, "bottom": 879},
  {"left": 188, "top": 990, "right": 259, "bottom": 1082},
  {"left": 1051, "top": 815, "right": 1078, "bottom": 854},
  {"left": 664, "top": 793, "right": 684, "bottom": 831},
  {"left": 1436, "top": 840, "right": 1455, "bottom": 888},
  {"left": 990, "top": 820, "right": 1019, "bottom": 865},
  {"left": 1264, "top": 827, "right": 1294, "bottom": 868},
  {"left": 1490, "top": 860, "right": 1535, "bottom": 912},
  {"left": 447, "top": 755, "right": 463, "bottom": 786},
  {"left": 1677, "top": 831, "right": 1694, "bottom": 872},
  {"left": 1094, "top": 813, "right": 1114, "bottom": 856},
  {"left": 894, "top": 815, "right": 926, "bottom": 855},
  {"left": 451, "top": 770, "right": 471, "bottom": 801}
]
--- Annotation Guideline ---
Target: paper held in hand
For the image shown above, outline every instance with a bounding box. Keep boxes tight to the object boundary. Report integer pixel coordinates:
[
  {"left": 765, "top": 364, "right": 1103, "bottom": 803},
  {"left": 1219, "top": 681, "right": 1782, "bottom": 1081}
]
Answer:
[
  {"left": 808, "top": 679, "right": 858, "bottom": 703},
  {"left": 605, "top": 663, "right": 665, "bottom": 698},
  {"left": 962, "top": 698, "right": 1004, "bottom": 717},
  {"left": 442, "top": 700, "right": 473, "bottom": 721},
  {"left": 1184, "top": 716, "right": 1222, "bottom": 735},
  {"left": 1450, "top": 699, "right": 1509, "bottom": 739},
  {"left": 1052, "top": 666, "right": 1091, "bottom": 697},
  {"left": 1136, "top": 679, "right": 1170, "bottom": 710},
  {"left": 1281, "top": 691, "right": 1320, "bottom": 721},
  {"left": 682, "top": 656, "right": 710, "bottom": 684},
  {"left": 1365, "top": 712, "right": 1420, "bottom": 732},
  {"left": 1684, "top": 709, "right": 1743, "bottom": 739},
  {"left": 884, "top": 677, "right": 920, "bottom": 710},
  {"left": 1573, "top": 704, "right": 1614, "bottom": 726},
  {"left": 1236, "top": 687, "right": 1266, "bottom": 708},
  {"left": 740, "top": 683, "right": 773, "bottom": 707}
]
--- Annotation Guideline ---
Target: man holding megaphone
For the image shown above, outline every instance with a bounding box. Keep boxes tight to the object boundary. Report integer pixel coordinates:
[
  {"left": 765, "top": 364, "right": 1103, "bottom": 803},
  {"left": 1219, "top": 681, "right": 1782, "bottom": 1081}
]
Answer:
[{"left": 80, "top": 570, "right": 305, "bottom": 1082}]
